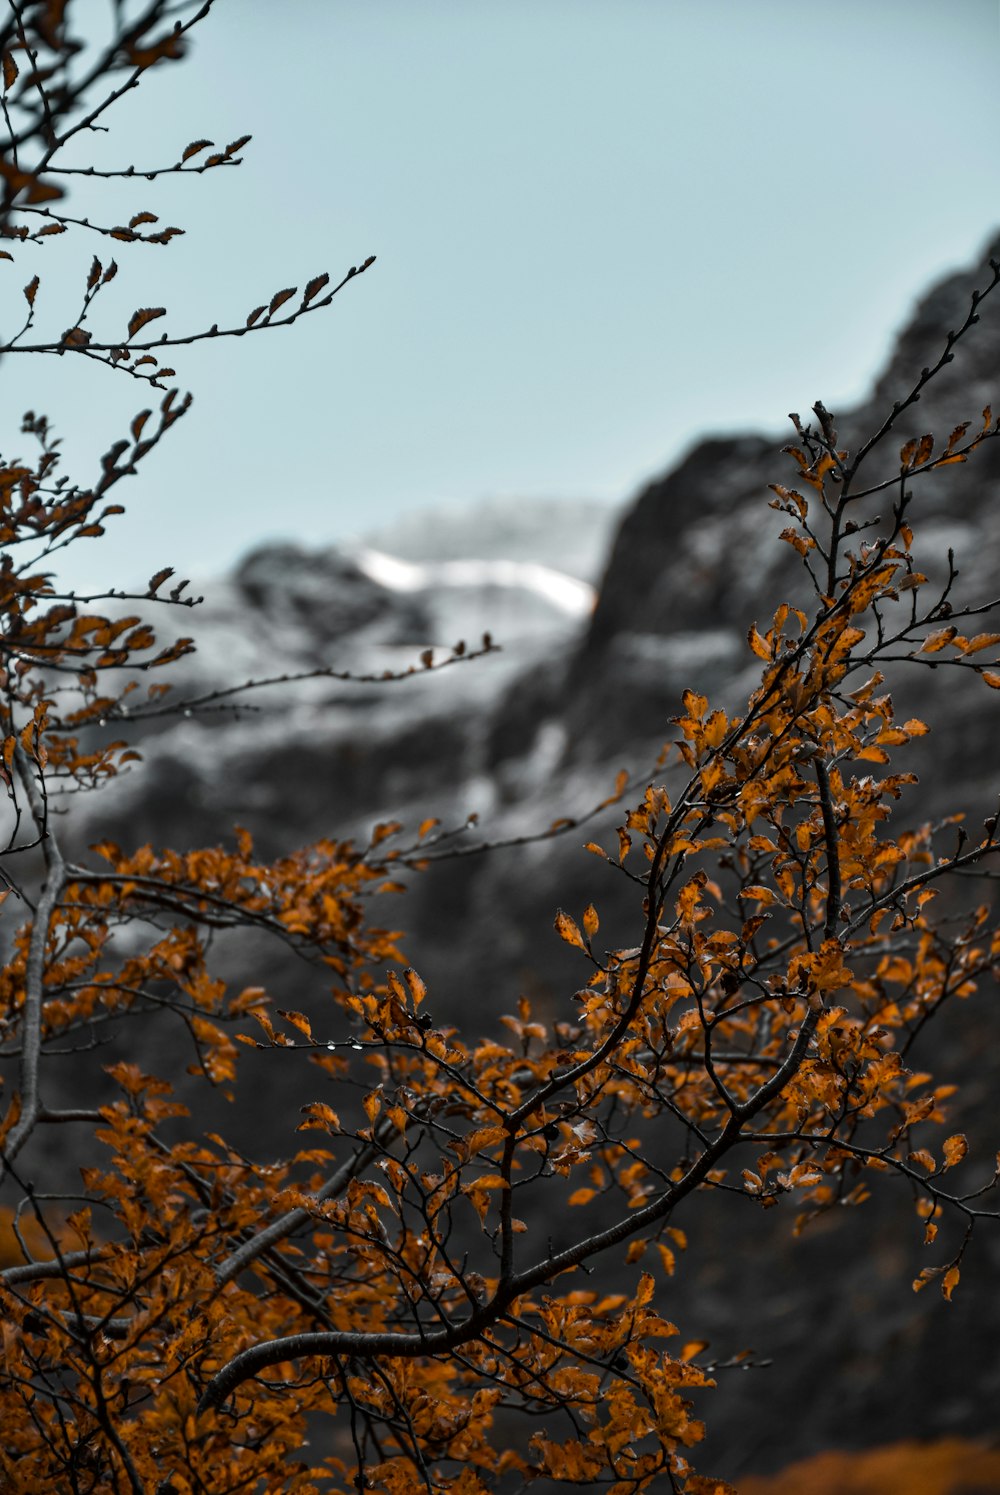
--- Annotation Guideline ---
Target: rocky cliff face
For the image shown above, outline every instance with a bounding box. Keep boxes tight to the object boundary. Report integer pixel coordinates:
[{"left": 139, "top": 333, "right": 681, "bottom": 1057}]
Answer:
[
  {"left": 70, "top": 233, "right": 1000, "bottom": 1480},
  {"left": 570, "top": 241, "right": 1000, "bottom": 764}
]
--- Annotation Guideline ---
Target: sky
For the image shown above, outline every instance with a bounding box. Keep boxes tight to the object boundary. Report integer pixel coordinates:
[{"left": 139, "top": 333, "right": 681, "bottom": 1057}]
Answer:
[{"left": 5, "top": 0, "right": 999, "bottom": 593}]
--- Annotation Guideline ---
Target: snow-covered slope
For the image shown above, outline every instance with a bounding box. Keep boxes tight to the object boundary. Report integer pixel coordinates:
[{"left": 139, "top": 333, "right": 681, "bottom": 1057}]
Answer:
[{"left": 357, "top": 494, "right": 620, "bottom": 582}]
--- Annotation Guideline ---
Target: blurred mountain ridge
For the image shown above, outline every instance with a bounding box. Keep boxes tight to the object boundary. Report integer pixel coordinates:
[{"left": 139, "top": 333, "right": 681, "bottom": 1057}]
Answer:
[{"left": 70, "top": 230, "right": 1000, "bottom": 1480}]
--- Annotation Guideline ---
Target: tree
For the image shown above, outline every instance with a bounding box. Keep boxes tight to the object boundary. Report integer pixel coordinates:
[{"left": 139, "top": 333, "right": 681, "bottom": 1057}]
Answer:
[{"left": 2, "top": 6, "right": 1000, "bottom": 1491}]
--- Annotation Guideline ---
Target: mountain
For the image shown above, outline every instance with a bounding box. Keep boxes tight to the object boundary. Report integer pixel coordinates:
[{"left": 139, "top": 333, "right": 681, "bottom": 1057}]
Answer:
[
  {"left": 69, "top": 231, "right": 1000, "bottom": 1481},
  {"left": 77, "top": 494, "right": 620, "bottom": 851},
  {"left": 358, "top": 493, "right": 620, "bottom": 581}
]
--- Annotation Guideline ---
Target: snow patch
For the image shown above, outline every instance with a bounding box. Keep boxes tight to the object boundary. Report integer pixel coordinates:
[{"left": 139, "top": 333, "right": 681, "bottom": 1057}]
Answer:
[{"left": 351, "top": 547, "right": 596, "bottom": 619}]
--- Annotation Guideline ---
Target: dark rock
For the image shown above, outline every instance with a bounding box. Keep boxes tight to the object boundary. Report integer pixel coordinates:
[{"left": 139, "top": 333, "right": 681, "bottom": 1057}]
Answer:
[{"left": 234, "top": 542, "right": 431, "bottom": 649}]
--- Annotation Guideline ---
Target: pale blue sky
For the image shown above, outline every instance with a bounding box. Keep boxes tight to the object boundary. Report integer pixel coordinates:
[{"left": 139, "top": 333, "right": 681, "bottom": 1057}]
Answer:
[{"left": 7, "top": 0, "right": 999, "bottom": 592}]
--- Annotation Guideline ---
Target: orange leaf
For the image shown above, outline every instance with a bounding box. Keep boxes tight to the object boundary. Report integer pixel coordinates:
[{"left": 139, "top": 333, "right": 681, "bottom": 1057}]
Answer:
[
  {"left": 403, "top": 967, "right": 427, "bottom": 1007},
  {"left": 278, "top": 1008, "right": 312, "bottom": 1039},
  {"left": 554, "top": 910, "right": 586, "bottom": 950},
  {"left": 920, "top": 626, "right": 958, "bottom": 654},
  {"left": 740, "top": 884, "right": 777, "bottom": 905},
  {"left": 941, "top": 1133, "right": 968, "bottom": 1170},
  {"left": 908, "top": 1149, "right": 936, "bottom": 1175},
  {"left": 298, "top": 1102, "right": 341, "bottom": 1132},
  {"left": 634, "top": 1271, "right": 655, "bottom": 1306},
  {"left": 460, "top": 1126, "right": 507, "bottom": 1159},
  {"left": 963, "top": 632, "right": 1000, "bottom": 654},
  {"left": 747, "top": 623, "right": 771, "bottom": 660}
]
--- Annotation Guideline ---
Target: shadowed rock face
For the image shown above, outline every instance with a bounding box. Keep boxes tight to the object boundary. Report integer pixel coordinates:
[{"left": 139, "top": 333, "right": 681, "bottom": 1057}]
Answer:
[
  {"left": 65, "top": 232, "right": 1000, "bottom": 1481},
  {"left": 234, "top": 544, "right": 433, "bottom": 649},
  {"left": 567, "top": 230, "right": 1000, "bottom": 771}
]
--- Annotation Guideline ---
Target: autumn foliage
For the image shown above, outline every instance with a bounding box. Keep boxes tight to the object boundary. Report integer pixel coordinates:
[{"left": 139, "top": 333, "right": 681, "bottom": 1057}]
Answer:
[
  {"left": 2, "top": 5, "right": 1000, "bottom": 1492},
  {"left": 739, "top": 1439, "right": 1000, "bottom": 1495}
]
